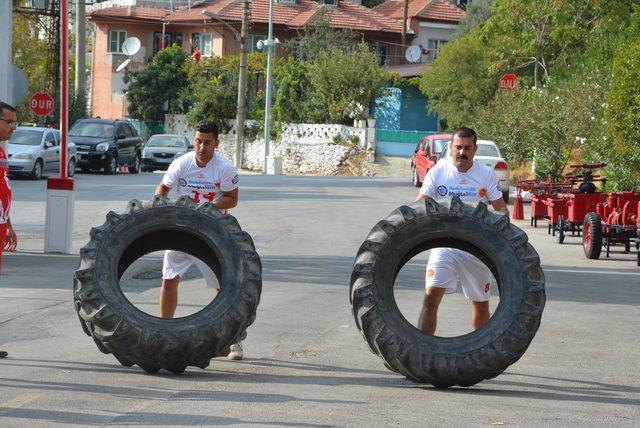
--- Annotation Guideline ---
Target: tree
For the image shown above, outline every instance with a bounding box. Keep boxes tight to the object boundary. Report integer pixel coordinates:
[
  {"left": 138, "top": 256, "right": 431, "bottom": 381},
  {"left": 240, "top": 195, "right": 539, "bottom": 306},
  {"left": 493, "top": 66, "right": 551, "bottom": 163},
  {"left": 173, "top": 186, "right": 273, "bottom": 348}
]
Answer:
[
  {"left": 123, "top": 45, "right": 188, "bottom": 121},
  {"left": 305, "top": 44, "right": 390, "bottom": 124},
  {"left": 604, "top": 40, "right": 640, "bottom": 189},
  {"left": 11, "top": 11, "right": 49, "bottom": 121},
  {"left": 284, "top": 10, "right": 356, "bottom": 62},
  {"left": 419, "top": 34, "right": 498, "bottom": 128},
  {"left": 453, "top": 0, "right": 495, "bottom": 38}
]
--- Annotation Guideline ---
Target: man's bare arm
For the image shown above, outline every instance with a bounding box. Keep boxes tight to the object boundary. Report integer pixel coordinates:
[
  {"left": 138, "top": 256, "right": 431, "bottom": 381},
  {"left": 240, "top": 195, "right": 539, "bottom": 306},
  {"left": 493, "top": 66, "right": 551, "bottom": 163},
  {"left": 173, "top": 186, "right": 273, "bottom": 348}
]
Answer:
[
  {"left": 490, "top": 198, "right": 509, "bottom": 216},
  {"left": 215, "top": 188, "right": 239, "bottom": 210},
  {"left": 155, "top": 183, "right": 171, "bottom": 197}
]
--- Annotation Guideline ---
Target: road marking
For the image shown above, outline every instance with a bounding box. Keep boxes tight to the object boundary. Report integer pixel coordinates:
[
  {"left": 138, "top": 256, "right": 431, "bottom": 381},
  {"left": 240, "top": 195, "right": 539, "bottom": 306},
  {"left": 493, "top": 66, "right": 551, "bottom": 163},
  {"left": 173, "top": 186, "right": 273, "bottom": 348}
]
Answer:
[
  {"left": 544, "top": 268, "right": 640, "bottom": 276},
  {"left": 0, "top": 392, "right": 43, "bottom": 415}
]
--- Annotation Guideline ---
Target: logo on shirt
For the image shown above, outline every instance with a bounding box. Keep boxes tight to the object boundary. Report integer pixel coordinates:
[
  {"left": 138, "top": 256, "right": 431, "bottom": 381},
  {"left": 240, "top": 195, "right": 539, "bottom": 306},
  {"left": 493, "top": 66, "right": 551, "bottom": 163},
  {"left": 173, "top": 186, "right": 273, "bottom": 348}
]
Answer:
[
  {"left": 178, "top": 178, "right": 187, "bottom": 187},
  {"left": 459, "top": 179, "right": 467, "bottom": 185},
  {"left": 427, "top": 269, "right": 436, "bottom": 278},
  {"left": 479, "top": 188, "right": 487, "bottom": 197},
  {"left": 231, "top": 175, "right": 238, "bottom": 185},
  {"left": 436, "top": 185, "right": 448, "bottom": 196}
]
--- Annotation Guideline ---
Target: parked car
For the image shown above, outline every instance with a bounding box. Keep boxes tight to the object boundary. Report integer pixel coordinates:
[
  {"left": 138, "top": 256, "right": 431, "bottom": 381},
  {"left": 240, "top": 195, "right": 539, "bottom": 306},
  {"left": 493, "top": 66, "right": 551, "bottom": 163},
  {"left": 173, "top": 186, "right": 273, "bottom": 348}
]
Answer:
[
  {"left": 411, "top": 134, "right": 452, "bottom": 187},
  {"left": 439, "top": 139, "right": 510, "bottom": 203},
  {"left": 70, "top": 118, "right": 143, "bottom": 174},
  {"left": 7, "top": 127, "right": 77, "bottom": 180},
  {"left": 141, "top": 134, "right": 192, "bottom": 172}
]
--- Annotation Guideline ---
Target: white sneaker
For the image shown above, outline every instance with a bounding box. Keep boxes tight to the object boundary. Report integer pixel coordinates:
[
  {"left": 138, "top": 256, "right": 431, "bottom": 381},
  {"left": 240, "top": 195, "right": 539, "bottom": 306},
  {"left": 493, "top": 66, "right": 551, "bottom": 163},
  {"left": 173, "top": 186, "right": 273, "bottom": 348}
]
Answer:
[{"left": 227, "top": 342, "right": 243, "bottom": 360}]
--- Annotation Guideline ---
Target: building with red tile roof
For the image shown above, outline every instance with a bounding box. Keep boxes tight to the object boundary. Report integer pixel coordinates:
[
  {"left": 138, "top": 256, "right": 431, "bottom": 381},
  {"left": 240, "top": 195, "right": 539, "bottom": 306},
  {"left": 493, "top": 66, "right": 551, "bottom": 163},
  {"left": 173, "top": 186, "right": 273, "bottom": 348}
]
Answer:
[{"left": 87, "top": 0, "right": 413, "bottom": 119}]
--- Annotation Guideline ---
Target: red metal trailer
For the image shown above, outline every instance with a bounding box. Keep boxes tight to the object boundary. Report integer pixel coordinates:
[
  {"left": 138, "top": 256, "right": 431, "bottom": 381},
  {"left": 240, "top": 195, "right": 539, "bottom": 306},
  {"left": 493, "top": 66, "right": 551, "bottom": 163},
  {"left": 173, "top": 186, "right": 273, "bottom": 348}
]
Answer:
[{"left": 583, "top": 193, "right": 640, "bottom": 265}]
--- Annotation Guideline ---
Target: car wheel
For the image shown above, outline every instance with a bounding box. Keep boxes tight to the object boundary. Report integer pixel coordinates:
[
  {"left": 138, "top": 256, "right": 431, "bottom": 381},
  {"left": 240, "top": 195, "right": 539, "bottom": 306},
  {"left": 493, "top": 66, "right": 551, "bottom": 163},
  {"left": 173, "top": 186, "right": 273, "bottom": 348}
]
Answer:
[
  {"left": 30, "top": 159, "right": 43, "bottom": 180},
  {"left": 129, "top": 153, "right": 141, "bottom": 174},
  {"left": 67, "top": 158, "right": 76, "bottom": 178},
  {"left": 105, "top": 155, "right": 117, "bottom": 175}
]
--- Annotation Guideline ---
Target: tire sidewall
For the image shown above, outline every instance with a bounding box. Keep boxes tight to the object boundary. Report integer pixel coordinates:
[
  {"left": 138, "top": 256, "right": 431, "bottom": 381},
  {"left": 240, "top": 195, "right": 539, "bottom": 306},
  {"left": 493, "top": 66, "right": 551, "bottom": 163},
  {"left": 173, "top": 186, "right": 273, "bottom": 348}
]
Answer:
[
  {"left": 92, "top": 205, "right": 248, "bottom": 334},
  {"left": 371, "top": 212, "right": 525, "bottom": 355}
]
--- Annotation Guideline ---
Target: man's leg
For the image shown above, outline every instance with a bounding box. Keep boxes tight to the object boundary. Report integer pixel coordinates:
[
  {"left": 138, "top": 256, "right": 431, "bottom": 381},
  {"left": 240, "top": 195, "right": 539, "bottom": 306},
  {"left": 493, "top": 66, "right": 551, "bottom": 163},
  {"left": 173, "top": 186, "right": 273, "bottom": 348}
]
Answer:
[
  {"left": 159, "top": 276, "right": 180, "bottom": 319},
  {"left": 418, "top": 286, "right": 446, "bottom": 335},
  {"left": 471, "top": 301, "right": 490, "bottom": 330}
]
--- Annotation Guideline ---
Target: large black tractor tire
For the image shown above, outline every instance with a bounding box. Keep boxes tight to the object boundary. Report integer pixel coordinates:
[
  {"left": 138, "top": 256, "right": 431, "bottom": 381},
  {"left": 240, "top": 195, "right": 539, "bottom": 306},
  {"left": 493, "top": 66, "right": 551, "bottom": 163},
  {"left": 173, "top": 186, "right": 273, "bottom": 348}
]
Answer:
[
  {"left": 350, "top": 196, "right": 545, "bottom": 388},
  {"left": 582, "top": 212, "right": 602, "bottom": 260},
  {"left": 73, "top": 196, "right": 262, "bottom": 374}
]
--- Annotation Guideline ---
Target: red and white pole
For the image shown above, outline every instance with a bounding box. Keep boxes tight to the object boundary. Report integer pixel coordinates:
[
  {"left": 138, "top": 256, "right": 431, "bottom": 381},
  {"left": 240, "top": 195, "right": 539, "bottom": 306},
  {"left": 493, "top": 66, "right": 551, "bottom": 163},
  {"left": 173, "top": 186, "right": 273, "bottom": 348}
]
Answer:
[{"left": 44, "top": 0, "right": 75, "bottom": 253}]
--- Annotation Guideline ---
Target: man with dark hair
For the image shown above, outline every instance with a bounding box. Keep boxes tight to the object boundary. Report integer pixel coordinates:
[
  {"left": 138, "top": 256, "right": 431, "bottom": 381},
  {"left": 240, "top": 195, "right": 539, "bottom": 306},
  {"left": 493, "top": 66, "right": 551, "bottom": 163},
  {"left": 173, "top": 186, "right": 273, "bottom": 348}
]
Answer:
[
  {"left": 154, "top": 119, "right": 244, "bottom": 360},
  {"left": 416, "top": 127, "right": 509, "bottom": 335},
  {"left": 0, "top": 101, "right": 18, "bottom": 359}
]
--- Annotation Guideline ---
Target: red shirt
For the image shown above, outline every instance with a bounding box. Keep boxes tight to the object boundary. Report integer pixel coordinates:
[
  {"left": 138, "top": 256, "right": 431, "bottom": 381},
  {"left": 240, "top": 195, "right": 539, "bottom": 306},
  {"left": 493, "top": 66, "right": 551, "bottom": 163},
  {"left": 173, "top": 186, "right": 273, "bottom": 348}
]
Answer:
[{"left": 0, "top": 146, "right": 11, "bottom": 224}]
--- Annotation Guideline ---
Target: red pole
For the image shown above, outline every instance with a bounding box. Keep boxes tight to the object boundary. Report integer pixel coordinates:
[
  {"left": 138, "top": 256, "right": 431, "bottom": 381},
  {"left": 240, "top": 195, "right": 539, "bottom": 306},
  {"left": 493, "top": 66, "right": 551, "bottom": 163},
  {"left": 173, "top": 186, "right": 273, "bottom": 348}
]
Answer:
[{"left": 60, "top": 0, "right": 68, "bottom": 179}]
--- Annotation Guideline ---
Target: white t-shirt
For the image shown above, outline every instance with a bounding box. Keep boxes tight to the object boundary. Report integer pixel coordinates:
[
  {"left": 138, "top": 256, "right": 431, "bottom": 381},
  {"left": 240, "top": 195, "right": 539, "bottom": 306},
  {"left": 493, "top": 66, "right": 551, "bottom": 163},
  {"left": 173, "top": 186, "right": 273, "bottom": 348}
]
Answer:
[
  {"left": 420, "top": 157, "right": 503, "bottom": 272},
  {"left": 420, "top": 157, "right": 502, "bottom": 203},
  {"left": 162, "top": 152, "right": 238, "bottom": 204}
]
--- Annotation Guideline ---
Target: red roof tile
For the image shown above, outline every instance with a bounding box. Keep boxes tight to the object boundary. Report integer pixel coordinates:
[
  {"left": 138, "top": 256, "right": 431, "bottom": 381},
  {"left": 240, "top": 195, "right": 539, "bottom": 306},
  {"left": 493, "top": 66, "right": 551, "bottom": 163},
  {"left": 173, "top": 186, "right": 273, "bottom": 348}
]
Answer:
[
  {"left": 88, "top": 6, "right": 169, "bottom": 21},
  {"left": 374, "top": 0, "right": 465, "bottom": 23},
  {"left": 89, "top": 1, "right": 404, "bottom": 34}
]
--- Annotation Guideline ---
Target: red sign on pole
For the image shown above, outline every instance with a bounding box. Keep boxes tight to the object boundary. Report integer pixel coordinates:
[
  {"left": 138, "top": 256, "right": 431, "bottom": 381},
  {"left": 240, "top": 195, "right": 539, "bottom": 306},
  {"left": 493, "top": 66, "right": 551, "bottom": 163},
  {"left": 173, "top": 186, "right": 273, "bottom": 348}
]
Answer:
[
  {"left": 29, "top": 92, "right": 55, "bottom": 116},
  {"left": 499, "top": 74, "right": 518, "bottom": 90}
]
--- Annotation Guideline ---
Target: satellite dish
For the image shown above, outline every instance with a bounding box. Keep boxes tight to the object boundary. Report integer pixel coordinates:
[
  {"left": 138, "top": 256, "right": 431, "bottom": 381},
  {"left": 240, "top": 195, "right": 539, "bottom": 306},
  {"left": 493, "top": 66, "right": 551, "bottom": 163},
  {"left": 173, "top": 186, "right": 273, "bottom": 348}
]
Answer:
[
  {"left": 121, "top": 37, "right": 141, "bottom": 56},
  {"left": 405, "top": 45, "right": 422, "bottom": 63},
  {"left": 116, "top": 58, "right": 131, "bottom": 73}
]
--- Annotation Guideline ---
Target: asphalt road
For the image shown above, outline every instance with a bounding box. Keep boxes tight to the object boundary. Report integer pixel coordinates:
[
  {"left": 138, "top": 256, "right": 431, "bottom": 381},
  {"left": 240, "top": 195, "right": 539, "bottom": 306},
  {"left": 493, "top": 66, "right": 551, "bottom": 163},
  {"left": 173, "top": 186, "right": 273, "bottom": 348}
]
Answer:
[{"left": 1, "top": 170, "right": 639, "bottom": 427}]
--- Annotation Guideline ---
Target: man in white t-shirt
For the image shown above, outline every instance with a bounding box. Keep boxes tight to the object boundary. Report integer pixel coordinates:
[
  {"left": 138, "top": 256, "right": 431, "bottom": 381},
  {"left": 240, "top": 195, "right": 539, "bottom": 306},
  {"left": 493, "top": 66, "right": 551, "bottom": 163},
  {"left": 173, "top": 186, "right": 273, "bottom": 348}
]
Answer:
[
  {"left": 416, "top": 127, "right": 509, "bottom": 335},
  {"left": 154, "top": 120, "right": 244, "bottom": 359}
]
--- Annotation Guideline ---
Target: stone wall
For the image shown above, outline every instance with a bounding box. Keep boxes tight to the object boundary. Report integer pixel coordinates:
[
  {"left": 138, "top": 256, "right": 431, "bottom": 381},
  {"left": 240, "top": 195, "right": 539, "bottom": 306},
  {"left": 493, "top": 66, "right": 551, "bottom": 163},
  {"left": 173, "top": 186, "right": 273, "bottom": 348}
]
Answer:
[{"left": 164, "top": 114, "right": 369, "bottom": 175}]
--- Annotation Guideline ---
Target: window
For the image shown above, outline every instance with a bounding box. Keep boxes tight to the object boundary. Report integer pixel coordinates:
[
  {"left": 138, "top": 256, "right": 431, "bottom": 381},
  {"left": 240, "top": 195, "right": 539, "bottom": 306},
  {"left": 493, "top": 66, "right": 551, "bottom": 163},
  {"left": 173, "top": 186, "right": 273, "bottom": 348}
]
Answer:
[
  {"left": 44, "top": 132, "right": 57, "bottom": 147},
  {"left": 108, "top": 30, "right": 127, "bottom": 53},
  {"left": 248, "top": 35, "right": 267, "bottom": 53},
  {"left": 153, "top": 32, "right": 183, "bottom": 56},
  {"left": 376, "top": 43, "right": 388, "bottom": 66},
  {"left": 278, "top": 0, "right": 297, "bottom": 3},
  {"left": 427, "top": 39, "right": 447, "bottom": 60},
  {"left": 191, "top": 33, "right": 213, "bottom": 57},
  {"left": 320, "top": 0, "right": 338, "bottom": 5}
]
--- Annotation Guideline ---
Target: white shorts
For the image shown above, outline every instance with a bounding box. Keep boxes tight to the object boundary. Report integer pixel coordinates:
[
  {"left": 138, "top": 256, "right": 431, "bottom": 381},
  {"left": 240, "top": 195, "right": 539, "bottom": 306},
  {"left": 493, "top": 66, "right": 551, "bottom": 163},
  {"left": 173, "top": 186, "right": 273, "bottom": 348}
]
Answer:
[
  {"left": 425, "top": 248, "right": 492, "bottom": 302},
  {"left": 162, "top": 250, "right": 220, "bottom": 289}
]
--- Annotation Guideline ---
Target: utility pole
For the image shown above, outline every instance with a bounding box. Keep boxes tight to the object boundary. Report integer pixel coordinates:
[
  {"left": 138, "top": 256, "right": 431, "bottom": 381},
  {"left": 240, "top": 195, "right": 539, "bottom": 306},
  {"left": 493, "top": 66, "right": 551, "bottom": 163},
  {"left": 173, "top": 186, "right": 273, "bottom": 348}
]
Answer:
[
  {"left": 262, "top": 0, "right": 275, "bottom": 174},
  {"left": 0, "top": 0, "right": 13, "bottom": 103},
  {"left": 202, "top": 4, "right": 248, "bottom": 169},
  {"left": 75, "top": 0, "right": 86, "bottom": 96},
  {"left": 235, "top": 0, "right": 249, "bottom": 169}
]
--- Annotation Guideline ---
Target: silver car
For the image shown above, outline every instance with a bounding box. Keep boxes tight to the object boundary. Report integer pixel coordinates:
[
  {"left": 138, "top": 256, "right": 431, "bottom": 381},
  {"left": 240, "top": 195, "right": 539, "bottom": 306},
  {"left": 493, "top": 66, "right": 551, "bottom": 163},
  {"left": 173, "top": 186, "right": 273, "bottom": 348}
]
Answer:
[
  {"left": 141, "top": 134, "right": 192, "bottom": 172},
  {"left": 8, "top": 127, "right": 77, "bottom": 180}
]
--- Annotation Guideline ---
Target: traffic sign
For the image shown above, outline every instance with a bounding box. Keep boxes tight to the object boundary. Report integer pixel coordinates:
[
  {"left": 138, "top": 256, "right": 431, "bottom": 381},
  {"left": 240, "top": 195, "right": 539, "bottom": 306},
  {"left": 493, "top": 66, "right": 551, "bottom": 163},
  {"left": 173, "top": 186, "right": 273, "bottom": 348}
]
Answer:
[
  {"left": 29, "top": 92, "right": 55, "bottom": 116},
  {"left": 499, "top": 73, "right": 518, "bottom": 90}
]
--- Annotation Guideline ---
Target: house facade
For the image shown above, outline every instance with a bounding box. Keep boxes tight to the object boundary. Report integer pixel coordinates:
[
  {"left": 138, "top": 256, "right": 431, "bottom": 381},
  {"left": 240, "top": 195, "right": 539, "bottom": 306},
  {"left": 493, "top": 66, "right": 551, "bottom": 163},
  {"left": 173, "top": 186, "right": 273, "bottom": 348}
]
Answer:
[{"left": 88, "top": 0, "right": 407, "bottom": 119}]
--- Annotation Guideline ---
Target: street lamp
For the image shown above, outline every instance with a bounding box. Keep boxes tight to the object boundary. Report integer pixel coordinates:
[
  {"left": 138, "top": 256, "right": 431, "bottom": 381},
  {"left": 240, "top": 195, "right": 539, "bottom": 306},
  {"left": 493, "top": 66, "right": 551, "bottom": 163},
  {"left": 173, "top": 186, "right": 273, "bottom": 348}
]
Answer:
[
  {"left": 261, "top": 0, "right": 280, "bottom": 175},
  {"left": 202, "top": 7, "right": 248, "bottom": 169}
]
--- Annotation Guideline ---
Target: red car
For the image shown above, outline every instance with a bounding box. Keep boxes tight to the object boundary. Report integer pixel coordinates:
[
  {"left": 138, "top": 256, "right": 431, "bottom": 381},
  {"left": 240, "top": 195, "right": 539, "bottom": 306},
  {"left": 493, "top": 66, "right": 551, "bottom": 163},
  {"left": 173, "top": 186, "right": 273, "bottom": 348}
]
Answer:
[{"left": 411, "top": 133, "right": 452, "bottom": 187}]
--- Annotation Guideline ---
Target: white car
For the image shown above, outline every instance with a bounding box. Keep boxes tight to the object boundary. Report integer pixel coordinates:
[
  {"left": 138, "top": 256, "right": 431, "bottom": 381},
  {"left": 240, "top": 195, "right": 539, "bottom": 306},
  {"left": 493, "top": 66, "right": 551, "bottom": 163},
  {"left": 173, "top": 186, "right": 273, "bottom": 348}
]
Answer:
[
  {"left": 439, "top": 139, "right": 510, "bottom": 203},
  {"left": 8, "top": 127, "right": 77, "bottom": 180}
]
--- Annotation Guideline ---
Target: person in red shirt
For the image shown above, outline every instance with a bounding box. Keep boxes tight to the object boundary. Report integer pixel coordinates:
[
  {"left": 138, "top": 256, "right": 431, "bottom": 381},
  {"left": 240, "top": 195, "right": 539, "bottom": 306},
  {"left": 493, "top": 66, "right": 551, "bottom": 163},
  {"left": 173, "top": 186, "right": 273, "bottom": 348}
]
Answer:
[{"left": 0, "top": 101, "right": 17, "bottom": 358}]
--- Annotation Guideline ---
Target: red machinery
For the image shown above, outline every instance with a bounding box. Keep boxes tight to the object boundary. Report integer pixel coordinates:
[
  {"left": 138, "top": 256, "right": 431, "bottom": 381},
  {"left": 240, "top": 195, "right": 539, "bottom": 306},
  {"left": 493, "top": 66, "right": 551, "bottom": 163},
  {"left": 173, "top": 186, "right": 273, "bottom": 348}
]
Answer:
[
  {"left": 549, "top": 163, "right": 608, "bottom": 243},
  {"left": 514, "top": 176, "right": 572, "bottom": 226},
  {"left": 583, "top": 192, "right": 640, "bottom": 265}
]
